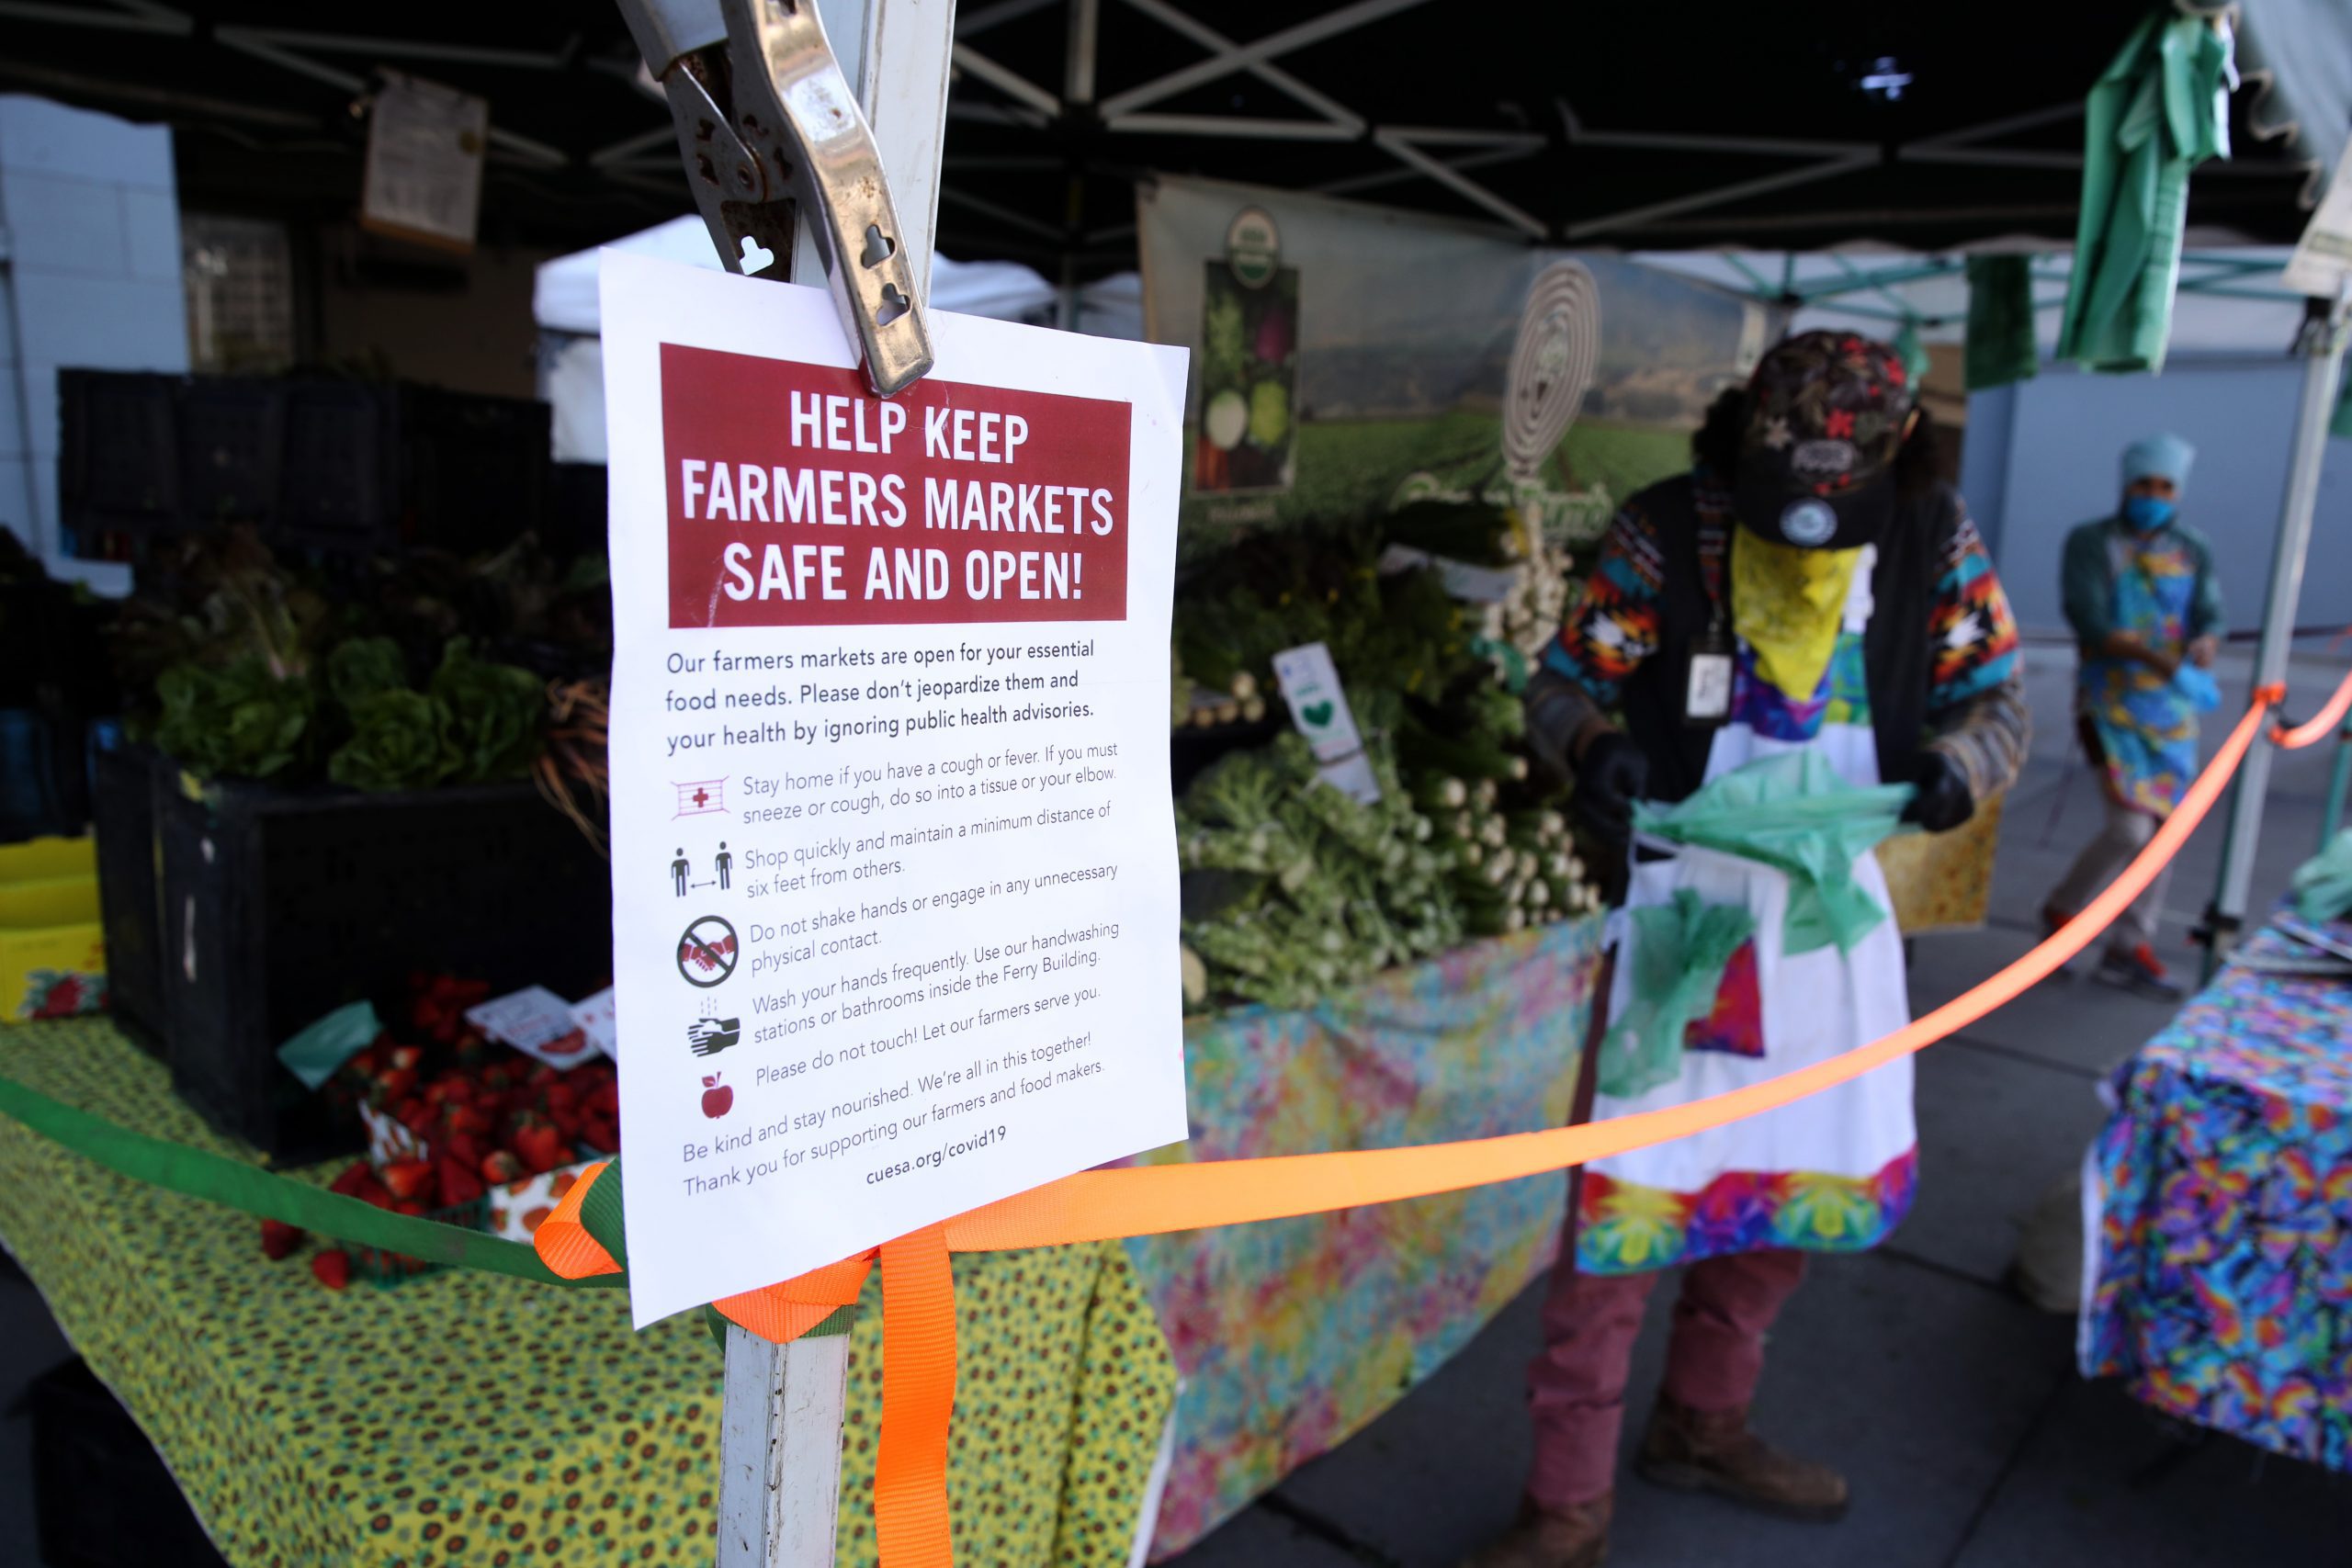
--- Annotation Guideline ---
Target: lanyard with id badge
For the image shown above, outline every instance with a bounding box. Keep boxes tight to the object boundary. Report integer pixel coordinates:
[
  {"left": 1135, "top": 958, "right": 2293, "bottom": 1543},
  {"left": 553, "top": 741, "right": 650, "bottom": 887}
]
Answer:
[{"left": 1686, "top": 520, "right": 1734, "bottom": 729}]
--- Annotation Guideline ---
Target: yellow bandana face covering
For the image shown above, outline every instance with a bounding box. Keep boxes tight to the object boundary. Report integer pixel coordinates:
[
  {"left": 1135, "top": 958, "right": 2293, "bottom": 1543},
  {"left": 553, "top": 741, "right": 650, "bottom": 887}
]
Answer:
[{"left": 1729, "top": 528, "right": 1864, "bottom": 702}]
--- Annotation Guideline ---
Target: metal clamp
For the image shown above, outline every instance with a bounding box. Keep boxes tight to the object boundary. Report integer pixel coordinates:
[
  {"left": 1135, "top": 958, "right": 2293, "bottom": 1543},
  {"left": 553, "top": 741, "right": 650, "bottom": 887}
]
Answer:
[{"left": 619, "top": 0, "right": 934, "bottom": 397}]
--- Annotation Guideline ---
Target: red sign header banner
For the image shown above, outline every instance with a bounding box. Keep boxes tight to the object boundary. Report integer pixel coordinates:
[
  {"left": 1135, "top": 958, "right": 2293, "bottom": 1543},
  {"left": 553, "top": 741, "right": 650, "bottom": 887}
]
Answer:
[{"left": 661, "top": 343, "right": 1133, "bottom": 629}]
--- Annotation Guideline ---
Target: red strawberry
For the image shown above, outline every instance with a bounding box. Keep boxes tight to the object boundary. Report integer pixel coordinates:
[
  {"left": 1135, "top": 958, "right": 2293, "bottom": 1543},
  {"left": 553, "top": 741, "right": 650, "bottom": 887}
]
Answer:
[
  {"left": 544, "top": 1081, "right": 579, "bottom": 1112},
  {"left": 261, "top": 1219, "right": 305, "bottom": 1260},
  {"left": 586, "top": 1080, "right": 620, "bottom": 1116},
  {"left": 480, "top": 1149, "right": 526, "bottom": 1185},
  {"left": 441, "top": 1131, "right": 483, "bottom": 1168},
  {"left": 311, "top": 1250, "right": 352, "bottom": 1291},
  {"left": 442, "top": 1102, "right": 492, "bottom": 1136},
  {"left": 512, "top": 1121, "right": 571, "bottom": 1176},
  {"left": 391, "top": 1198, "right": 428, "bottom": 1217},
  {"left": 579, "top": 1117, "right": 617, "bottom": 1155},
  {"left": 355, "top": 1177, "right": 395, "bottom": 1210},
  {"left": 438, "top": 1156, "right": 485, "bottom": 1206},
  {"left": 527, "top": 1062, "right": 559, "bottom": 1088},
  {"left": 380, "top": 1159, "right": 437, "bottom": 1203},
  {"left": 329, "top": 1161, "right": 374, "bottom": 1197}
]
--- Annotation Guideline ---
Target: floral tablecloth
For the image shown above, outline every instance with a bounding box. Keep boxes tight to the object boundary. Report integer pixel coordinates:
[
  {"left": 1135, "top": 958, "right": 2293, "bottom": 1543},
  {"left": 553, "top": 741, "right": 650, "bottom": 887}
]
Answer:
[
  {"left": 0, "top": 1017, "right": 1175, "bottom": 1568},
  {"left": 2083, "top": 913, "right": 2352, "bottom": 1469},
  {"left": 1128, "top": 915, "right": 1603, "bottom": 1557}
]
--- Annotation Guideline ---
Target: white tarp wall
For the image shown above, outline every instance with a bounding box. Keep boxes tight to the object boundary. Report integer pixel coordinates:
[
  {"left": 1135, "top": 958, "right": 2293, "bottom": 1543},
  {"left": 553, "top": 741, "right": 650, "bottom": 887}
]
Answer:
[
  {"left": 1629, "top": 248, "right": 2351, "bottom": 634},
  {"left": 532, "top": 216, "right": 1141, "bottom": 462}
]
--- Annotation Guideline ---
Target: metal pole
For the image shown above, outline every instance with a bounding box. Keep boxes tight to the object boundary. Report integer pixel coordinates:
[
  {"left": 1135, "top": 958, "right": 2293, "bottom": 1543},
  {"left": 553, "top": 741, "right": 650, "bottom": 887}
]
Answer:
[
  {"left": 719, "top": 1325, "right": 854, "bottom": 1567},
  {"left": 2201, "top": 285, "right": 2350, "bottom": 978},
  {"left": 729, "top": 3, "right": 955, "bottom": 1562}
]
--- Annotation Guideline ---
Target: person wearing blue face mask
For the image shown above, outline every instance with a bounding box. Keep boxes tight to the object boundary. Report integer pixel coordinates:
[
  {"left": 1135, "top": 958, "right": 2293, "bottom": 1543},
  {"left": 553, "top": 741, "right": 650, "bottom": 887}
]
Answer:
[{"left": 2041, "top": 433, "right": 2224, "bottom": 998}]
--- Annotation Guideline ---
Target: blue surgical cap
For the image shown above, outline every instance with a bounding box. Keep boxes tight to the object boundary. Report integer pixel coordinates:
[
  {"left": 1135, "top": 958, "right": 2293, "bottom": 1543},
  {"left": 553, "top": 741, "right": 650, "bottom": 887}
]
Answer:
[{"left": 2122, "top": 433, "right": 2196, "bottom": 491}]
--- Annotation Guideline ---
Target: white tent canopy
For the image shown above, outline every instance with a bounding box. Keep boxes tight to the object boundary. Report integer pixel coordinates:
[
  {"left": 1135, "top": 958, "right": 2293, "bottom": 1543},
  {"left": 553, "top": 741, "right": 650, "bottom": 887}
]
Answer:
[
  {"left": 532, "top": 214, "right": 1063, "bottom": 335},
  {"left": 532, "top": 216, "right": 1143, "bottom": 462},
  {"left": 1629, "top": 246, "right": 2311, "bottom": 356}
]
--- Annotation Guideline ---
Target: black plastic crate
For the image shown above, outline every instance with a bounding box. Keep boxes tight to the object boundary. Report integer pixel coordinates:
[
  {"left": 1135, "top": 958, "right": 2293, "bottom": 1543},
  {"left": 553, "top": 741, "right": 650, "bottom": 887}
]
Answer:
[
  {"left": 277, "top": 379, "right": 401, "bottom": 551},
  {"left": 159, "top": 774, "right": 613, "bottom": 1162},
  {"left": 175, "top": 378, "right": 286, "bottom": 529},
  {"left": 90, "top": 742, "right": 165, "bottom": 1053},
  {"left": 56, "top": 369, "right": 179, "bottom": 536},
  {"left": 31, "top": 1357, "right": 232, "bottom": 1568}
]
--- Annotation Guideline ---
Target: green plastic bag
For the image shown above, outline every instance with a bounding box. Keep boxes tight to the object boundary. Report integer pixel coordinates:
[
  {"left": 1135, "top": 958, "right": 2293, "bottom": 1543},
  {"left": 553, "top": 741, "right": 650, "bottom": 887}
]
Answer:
[
  {"left": 2293, "top": 829, "right": 2352, "bottom": 924},
  {"left": 1599, "top": 889, "right": 1758, "bottom": 1100},
  {"left": 1633, "top": 750, "right": 1915, "bottom": 956}
]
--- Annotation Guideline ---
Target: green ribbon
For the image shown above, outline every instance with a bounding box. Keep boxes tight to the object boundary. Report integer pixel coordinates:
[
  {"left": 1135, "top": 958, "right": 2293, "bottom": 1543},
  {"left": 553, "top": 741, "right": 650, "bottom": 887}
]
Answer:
[{"left": 0, "top": 1072, "right": 625, "bottom": 1290}]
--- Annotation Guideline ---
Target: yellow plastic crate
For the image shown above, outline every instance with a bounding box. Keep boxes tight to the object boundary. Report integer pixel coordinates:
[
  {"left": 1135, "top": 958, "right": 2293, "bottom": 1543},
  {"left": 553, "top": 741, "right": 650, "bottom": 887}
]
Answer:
[{"left": 1, "top": 837, "right": 105, "bottom": 1021}]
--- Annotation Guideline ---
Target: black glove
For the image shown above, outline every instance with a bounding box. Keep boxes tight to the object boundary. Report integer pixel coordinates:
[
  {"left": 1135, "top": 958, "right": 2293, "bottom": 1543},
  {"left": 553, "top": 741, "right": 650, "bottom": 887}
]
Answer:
[
  {"left": 1572, "top": 730, "right": 1649, "bottom": 842},
  {"left": 1904, "top": 750, "right": 1974, "bottom": 833}
]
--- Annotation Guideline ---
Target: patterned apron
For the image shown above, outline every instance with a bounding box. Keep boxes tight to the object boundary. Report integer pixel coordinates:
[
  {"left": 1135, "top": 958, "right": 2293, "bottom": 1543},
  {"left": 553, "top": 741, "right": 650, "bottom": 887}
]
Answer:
[{"left": 1575, "top": 536, "right": 1917, "bottom": 1274}]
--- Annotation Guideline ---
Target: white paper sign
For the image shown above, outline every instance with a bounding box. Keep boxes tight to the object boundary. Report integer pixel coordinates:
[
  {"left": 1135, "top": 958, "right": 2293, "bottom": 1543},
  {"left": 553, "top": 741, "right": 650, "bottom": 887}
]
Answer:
[
  {"left": 360, "top": 70, "right": 489, "bottom": 252},
  {"left": 571, "top": 987, "right": 618, "bottom": 1057},
  {"left": 1271, "top": 641, "right": 1380, "bottom": 804},
  {"left": 467, "top": 985, "right": 598, "bottom": 1068},
  {"left": 2284, "top": 131, "right": 2352, "bottom": 300},
  {"left": 601, "top": 252, "right": 1190, "bottom": 1324}
]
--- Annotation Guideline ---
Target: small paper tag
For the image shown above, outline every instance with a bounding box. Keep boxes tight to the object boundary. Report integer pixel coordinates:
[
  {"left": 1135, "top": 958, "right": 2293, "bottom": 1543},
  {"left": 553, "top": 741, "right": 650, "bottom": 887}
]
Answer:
[
  {"left": 1272, "top": 641, "right": 1381, "bottom": 804},
  {"left": 570, "top": 987, "right": 617, "bottom": 1057},
  {"left": 468, "top": 986, "right": 599, "bottom": 1068}
]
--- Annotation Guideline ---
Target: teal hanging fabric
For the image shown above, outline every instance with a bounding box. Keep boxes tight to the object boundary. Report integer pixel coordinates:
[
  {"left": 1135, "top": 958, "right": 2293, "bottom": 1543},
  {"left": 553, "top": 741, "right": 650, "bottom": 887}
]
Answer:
[
  {"left": 1633, "top": 750, "right": 1915, "bottom": 956},
  {"left": 2056, "top": 11, "right": 2235, "bottom": 374},
  {"left": 2293, "top": 829, "right": 2352, "bottom": 924},
  {"left": 1598, "top": 889, "right": 1758, "bottom": 1100},
  {"left": 1892, "top": 319, "right": 1932, "bottom": 394},
  {"left": 1964, "top": 255, "right": 2040, "bottom": 390}
]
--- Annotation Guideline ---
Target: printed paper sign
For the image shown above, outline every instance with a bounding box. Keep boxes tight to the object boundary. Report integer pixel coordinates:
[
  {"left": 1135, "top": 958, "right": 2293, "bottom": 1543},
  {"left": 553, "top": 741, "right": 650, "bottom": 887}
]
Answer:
[
  {"left": 602, "top": 252, "right": 1190, "bottom": 1325},
  {"left": 360, "top": 70, "right": 488, "bottom": 252},
  {"left": 2285, "top": 131, "right": 2352, "bottom": 299},
  {"left": 571, "top": 987, "right": 618, "bottom": 1057},
  {"left": 1271, "top": 641, "right": 1379, "bottom": 804},
  {"left": 467, "top": 985, "right": 598, "bottom": 1068}
]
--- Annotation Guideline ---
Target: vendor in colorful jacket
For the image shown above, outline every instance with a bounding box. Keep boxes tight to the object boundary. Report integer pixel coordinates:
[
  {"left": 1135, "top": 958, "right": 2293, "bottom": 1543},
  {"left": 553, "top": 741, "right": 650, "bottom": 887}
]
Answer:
[
  {"left": 1465, "top": 332, "right": 2028, "bottom": 1568},
  {"left": 2039, "top": 433, "right": 2222, "bottom": 1000}
]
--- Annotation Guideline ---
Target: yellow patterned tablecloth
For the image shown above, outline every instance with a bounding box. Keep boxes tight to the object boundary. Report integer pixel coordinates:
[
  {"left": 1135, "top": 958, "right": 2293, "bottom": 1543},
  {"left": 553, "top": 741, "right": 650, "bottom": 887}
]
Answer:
[{"left": 0, "top": 1018, "right": 1175, "bottom": 1568}]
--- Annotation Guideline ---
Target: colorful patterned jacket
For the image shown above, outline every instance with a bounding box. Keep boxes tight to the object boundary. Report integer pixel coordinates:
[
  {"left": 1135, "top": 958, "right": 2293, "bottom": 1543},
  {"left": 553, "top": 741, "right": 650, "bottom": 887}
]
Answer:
[{"left": 1526, "top": 471, "right": 2029, "bottom": 812}]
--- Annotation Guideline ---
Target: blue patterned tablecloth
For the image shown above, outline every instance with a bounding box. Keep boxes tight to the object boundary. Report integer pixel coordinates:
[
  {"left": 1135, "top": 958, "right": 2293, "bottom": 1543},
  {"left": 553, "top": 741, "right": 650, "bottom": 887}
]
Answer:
[{"left": 2084, "top": 913, "right": 2352, "bottom": 1467}]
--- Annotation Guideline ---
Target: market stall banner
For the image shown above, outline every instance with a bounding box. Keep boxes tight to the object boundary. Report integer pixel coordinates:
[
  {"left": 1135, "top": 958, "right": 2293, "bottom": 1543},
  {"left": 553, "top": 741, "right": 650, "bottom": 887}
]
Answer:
[
  {"left": 1137, "top": 175, "right": 1761, "bottom": 554},
  {"left": 1125, "top": 916, "right": 1601, "bottom": 1557},
  {"left": 0, "top": 1017, "right": 1176, "bottom": 1568}
]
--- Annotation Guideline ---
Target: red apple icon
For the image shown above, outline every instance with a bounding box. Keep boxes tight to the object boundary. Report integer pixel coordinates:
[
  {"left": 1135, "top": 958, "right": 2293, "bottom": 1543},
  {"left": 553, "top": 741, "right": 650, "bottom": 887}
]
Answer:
[{"left": 701, "top": 1073, "right": 733, "bottom": 1119}]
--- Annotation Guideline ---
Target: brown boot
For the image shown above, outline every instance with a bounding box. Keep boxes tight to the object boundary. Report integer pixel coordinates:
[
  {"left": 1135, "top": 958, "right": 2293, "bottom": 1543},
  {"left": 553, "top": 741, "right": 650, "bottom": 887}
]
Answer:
[
  {"left": 1634, "top": 1397, "right": 1848, "bottom": 1520},
  {"left": 1456, "top": 1495, "right": 1611, "bottom": 1568}
]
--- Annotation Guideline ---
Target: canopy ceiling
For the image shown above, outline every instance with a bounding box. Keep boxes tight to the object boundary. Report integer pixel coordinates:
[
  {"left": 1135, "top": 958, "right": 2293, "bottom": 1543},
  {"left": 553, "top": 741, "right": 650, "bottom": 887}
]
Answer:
[{"left": 0, "top": 0, "right": 2335, "bottom": 271}]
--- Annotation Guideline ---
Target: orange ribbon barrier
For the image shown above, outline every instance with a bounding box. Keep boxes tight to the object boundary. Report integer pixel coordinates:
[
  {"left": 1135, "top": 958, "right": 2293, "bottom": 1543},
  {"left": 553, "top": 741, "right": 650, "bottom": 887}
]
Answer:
[
  {"left": 2274, "top": 672, "right": 2352, "bottom": 750},
  {"left": 540, "top": 671, "right": 2352, "bottom": 1568}
]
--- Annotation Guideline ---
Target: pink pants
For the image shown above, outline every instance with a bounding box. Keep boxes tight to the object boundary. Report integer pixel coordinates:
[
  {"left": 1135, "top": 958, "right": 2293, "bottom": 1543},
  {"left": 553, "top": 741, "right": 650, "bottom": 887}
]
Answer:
[{"left": 1524, "top": 1241, "right": 1807, "bottom": 1510}]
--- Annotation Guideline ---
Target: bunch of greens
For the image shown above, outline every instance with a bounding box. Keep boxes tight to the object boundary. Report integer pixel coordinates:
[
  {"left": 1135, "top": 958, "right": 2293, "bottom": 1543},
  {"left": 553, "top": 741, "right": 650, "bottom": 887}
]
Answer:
[
  {"left": 1177, "top": 728, "right": 1462, "bottom": 1011},
  {"left": 154, "top": 658, "right": 318, "bottom": 781},
  {"left": 1171, "top": 516, "right": 1473, "bottom": 707},
  {"left": 324, "top": 637, "right": 545, "bottom": 793}
]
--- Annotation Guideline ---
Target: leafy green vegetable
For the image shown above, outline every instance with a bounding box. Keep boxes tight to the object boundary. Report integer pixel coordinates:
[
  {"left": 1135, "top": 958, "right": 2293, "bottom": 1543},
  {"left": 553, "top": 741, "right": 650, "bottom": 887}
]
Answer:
[
  {"left": 429, "top": 637, "right": 545, "bottom": 784},
  {"left": 1202, "top": 288, "right": 1246, "bottom": 391},
  {"left": 326, "top": 636, "right": 408, "bottom": 709},
  {"left": 154, "top": 657, "right": 315, "bottom": 780},
  {"left": 1248, "top": 380, "right": 1290, "bottom": 447},
  {"left": 329, "top": 689, "right": 459, "bottom": 792}
]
